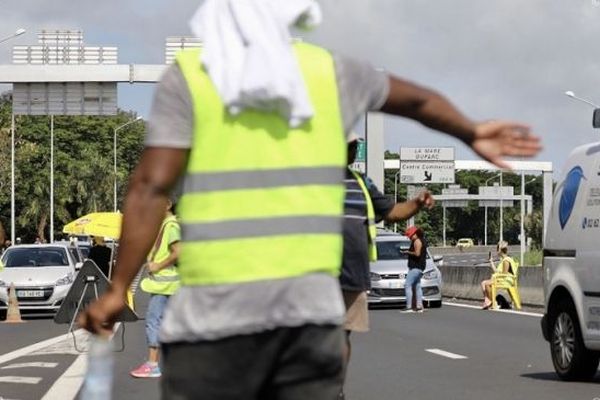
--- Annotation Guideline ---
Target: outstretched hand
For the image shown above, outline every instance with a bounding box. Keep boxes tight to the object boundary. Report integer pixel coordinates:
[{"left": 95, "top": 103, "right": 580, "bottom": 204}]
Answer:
[
  {"left": 471, "top": 121, "right": 542, "bottom": 169},
  {"left": 416, "top": 190, "right": 435, "bottom": 209},
  {"left": 78, "top": 289, "right": 126, "bottom": 336}
]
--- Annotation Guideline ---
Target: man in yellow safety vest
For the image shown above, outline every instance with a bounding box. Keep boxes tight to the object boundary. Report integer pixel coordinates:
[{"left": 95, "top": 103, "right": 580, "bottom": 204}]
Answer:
[
  {"left": 80, "top": 1, "right": 541, "bottom": 398},
  {"left": 339, "top": 135, "right": 434, "bottom": 398}
]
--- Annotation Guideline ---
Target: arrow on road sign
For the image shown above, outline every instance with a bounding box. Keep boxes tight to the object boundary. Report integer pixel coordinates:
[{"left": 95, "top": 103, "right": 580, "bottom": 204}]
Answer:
[{"left": 424, "top": 171, "right": 432, "bottom": 182}]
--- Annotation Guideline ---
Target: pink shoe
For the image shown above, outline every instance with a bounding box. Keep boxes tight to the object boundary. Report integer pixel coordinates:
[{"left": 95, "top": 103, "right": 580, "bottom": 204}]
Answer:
[{"left": 130, "top": 362, "right": 161, "bottom": 378}]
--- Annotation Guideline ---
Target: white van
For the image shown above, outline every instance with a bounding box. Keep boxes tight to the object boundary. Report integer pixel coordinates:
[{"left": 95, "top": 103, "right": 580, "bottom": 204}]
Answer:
[{"left": 542, "top": 140, "right": 600, "bottom": 381}]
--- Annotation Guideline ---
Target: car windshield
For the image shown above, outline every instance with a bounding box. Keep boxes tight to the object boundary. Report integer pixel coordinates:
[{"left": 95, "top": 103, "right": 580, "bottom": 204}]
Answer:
[
  {"left": 69, "top": 248, "right": 82, "bottom": 263},
  {"left": 80, "top": 247, "right": 90, "bottom": 258},
  {"left": 3, "top": 247, "right": 70, "bottom": 267},
  {"left": 376, "top": 240, "right": 411, "bottom": 260}
]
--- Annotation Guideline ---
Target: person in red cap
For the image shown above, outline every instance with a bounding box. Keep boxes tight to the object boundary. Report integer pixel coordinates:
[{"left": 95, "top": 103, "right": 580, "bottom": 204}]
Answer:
[{"left": 403, "top": 225, "right": 427, "bottom": 312}]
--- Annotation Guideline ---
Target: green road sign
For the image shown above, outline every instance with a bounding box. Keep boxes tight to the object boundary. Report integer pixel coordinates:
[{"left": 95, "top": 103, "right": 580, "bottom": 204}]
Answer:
[{"left": 356, "top": 141, "right": 366, "bottom": 162}]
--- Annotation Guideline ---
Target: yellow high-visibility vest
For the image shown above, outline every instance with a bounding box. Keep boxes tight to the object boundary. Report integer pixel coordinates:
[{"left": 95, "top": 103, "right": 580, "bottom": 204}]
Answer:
[
  {"left": 349, "top": 169, "right": 377, "bottom": 261},
  {"left": 140, "top": 215, "right": 181, "bottom": 295},
  {"left": 176, "top": 43, "right": 346, "bottom": 285}
]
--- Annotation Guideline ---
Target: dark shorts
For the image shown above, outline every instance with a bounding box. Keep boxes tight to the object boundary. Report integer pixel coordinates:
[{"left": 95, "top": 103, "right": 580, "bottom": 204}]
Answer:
[{"left": 161, "top": 324, "right": 344, "bottom": 400}]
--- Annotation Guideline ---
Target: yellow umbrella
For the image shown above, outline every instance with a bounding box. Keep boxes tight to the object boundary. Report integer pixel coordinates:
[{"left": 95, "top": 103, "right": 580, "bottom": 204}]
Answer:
[{"left": 63, "top": 212, "right": 122, "bottom": 239}]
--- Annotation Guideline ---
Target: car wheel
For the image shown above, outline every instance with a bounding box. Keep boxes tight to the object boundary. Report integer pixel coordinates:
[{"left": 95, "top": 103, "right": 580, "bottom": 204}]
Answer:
[
  {"left": 427, "top": 300, "right": 442, "bottom": 308},
  {"left": 549, "top": 298, "right": 599, "bottom": 381},
  {"left": 0, "top": 309, "right": 6, "bottom": 321}
]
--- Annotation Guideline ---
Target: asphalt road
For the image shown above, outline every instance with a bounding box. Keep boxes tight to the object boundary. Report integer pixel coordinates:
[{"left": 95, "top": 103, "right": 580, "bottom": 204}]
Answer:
[
  {"left": 0, "top": 317, "right": 68, "bottom": 356},
  {"left": 346, "top": 304, "right": 600, "bottom": 400},
  {"left": 3, "top": 296, "right": 600, "bottom": 399}
]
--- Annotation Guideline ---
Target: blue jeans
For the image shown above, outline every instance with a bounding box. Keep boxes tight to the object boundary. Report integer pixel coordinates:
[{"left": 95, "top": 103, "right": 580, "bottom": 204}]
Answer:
[
  {"left": 405, "top": 269, "right": 424, "bottom": 310},
  {"left": 146, "top": 294, "right": 169, "bottom": 348}
]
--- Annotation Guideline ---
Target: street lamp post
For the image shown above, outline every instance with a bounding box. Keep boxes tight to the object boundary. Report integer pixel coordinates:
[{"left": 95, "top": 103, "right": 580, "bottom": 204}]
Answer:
[
  {"left": 484, "top": 173, "right": 501, "bottom": 246},
  {"left": 564, "top": 91, "right": 600, "bottom": 108},
  {"left": 113, "top": 117, "right": 142, "bottom": 212},
  {"left": 393, "top": 170, "right": 400, "bottom": 232},
  {"left": 11, "top": 114, "right": 15, "bottom": 244},
  {"left": 520, "top": 175, "right": 538, "bottom": 266},
  {"left": 50, "top": 115, "right": 54, "bottom": 243},
  {"left": 500, "top": 172, "right": 503, "bottom": 243},
  {"left": 4, "top": 29, "right": 26, "bottom": 244},
  {"left": 0, "top": 28, "right": 26, "bottom": 45}
]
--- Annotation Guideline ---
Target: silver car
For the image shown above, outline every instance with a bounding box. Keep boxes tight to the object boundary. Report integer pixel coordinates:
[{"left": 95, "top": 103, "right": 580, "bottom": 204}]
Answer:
[
  {"left": 0, "top": 244, "right": 81, "bottom": 316},
  {"left": 367, "top": 231, "right": 443, "bottom": 308}
]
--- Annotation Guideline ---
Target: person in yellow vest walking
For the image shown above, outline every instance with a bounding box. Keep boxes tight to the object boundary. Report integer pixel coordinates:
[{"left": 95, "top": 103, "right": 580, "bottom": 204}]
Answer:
[
  {"left": 130, "top": 199, "right": 180, "bottom": 378},
  {"left": 80, "top": 1, "right": 542, "bottom": 398}
]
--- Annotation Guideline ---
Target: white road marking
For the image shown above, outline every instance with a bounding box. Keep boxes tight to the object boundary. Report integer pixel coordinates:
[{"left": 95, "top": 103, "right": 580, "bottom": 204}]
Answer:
[
  {"left": 0, "top": 376, "right": 42, "bottom": 384},
  {"left": 2, "top": 362, "right": 58, "bottom": 369},
  {"left": 425, "top": 348, "right": 468, "bottom": 360},
  {"left": 443, "top": 301, "right": 544, "bottom": 317},
  {"left": 0, "top": 330, "right": 83, "bottom": 366},
  {"left": 41, "top": 354, "right": 86, "bottom": 400},
  {"left": 32, "top": 330, "right": 89, "bottom": 356},
  {"left": 40, "top": 322, "right": 122, "bottom": 400}
]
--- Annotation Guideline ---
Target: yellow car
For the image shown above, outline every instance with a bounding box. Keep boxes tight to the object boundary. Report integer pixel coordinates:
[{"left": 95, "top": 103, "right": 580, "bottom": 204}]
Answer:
[{"left": 456, "top": 238, "right": 474, "bottom": 250}]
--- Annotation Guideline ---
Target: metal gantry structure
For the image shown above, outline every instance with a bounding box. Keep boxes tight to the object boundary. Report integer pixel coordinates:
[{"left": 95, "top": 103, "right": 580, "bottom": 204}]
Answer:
[
  {"left": 0, "top": 32, "right": 204, "bottom": 242},
  {"left": 0, "top": 30, "right": 553, "bottom": 250}
]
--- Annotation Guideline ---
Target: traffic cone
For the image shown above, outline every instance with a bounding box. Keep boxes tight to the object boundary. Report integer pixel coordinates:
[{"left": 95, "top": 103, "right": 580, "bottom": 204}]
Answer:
[{"left": 3, "top": 283, "right": 25, "bottom": 323}]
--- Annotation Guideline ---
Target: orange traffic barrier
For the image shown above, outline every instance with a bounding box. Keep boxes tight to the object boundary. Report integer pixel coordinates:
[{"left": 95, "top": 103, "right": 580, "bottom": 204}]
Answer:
[{"left": 4, "top": 283, "right": 25, "bottom": 323}]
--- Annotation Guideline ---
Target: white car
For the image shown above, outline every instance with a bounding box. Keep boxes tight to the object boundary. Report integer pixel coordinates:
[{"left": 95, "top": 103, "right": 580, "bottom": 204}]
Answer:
[
  {"left": 542, "top": 137, "right": 600, "bottom": 381},
  {"left": 367, "top": 230, "right": 443, "bottom": 308},
  {"left": 0, "top": 244, "right": 81, "bottom": 317}
]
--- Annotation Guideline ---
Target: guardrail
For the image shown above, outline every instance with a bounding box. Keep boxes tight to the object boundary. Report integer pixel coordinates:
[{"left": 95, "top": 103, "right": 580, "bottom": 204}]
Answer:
[
  {"left": 430, "top": 245, "right": 521, "bottom": 255},
  {"left": 438, "top": 265, "right": 544, "bottom": 308}
]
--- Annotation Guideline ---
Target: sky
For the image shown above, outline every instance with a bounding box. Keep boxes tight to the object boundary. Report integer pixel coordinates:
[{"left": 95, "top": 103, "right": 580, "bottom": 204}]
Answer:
[{"left": 2, "top": 0, "right": 600, "bottom": 174}]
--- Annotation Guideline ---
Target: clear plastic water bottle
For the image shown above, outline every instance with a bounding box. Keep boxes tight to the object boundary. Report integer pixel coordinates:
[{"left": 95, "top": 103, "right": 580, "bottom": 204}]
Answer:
[{"left": 81, "top": 335, "right": 114, "bottom": 400}]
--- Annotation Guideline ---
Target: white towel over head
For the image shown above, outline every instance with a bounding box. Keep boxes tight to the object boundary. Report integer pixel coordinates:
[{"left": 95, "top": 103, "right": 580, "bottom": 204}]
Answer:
[{"left": 189, "top": 0, "right": 322, "bottom": 128}]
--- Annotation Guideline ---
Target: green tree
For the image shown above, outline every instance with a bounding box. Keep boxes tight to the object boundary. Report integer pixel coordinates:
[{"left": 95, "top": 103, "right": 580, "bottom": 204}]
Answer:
[{"left": 0, "top": 92, "right": 145, "bottom": 242}]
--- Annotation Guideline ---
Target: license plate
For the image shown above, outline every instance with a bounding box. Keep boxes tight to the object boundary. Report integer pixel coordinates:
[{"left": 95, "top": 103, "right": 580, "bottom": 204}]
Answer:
[
  {"left": 387, "top": 281, "right": 402, "bottom": 289},
  {"left": 16, "top": 290, "right": 44, "bottom": 298}
]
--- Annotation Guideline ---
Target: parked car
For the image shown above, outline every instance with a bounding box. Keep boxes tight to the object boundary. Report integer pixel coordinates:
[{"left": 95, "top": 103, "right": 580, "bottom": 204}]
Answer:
[
  {"left": 541, "top": 139, "right": 600, "bottom": 381},
  {"left": 56, "top": 240, "right": 92, "bottom": 263},
  {"left": 0, "top": 244, "right": 81, "bottom": 317},
  {"left": 367, "top": 230, "right": 443, "bottom": 308},
  {"left": 456, "top": 238, "right": 474, "bottom": 250}
]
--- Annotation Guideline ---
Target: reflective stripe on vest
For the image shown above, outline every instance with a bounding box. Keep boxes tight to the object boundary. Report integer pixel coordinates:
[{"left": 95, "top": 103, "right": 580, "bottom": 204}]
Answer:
[
  {"left": 182, "top": 216, "right": 342, "bottom": 241},
  {"left": 183, "top": 166, "right": 342, "bottom": 192},
  {"left": 349, "top": 169, "right": 377, "bottom": 261},
  {"left": 175, "top": 43, "right": 346, "bottom": 286},
  {"left": 147, "top": 271, "right": 180, "bottom": 282}
]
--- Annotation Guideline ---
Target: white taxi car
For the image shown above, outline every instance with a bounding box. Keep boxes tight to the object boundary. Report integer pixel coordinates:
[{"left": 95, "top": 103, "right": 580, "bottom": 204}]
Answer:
[{"left": 0, "top": 244, "right": 80, "bottom": 317}]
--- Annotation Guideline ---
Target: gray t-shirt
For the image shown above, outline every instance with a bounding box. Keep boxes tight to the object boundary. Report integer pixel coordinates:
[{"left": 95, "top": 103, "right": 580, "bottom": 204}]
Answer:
[
  {"left": 146, "top": 54, "right": 389, "bottom": 148},
  {"left": 149, "top": 53, "right": 390, "bottom": 343}
]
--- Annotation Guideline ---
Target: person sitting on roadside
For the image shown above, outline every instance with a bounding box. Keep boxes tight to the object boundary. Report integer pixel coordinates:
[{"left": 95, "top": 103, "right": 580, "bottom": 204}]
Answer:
[{"left": 480, "top": 240, "right": 517, "bottom": 309}]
